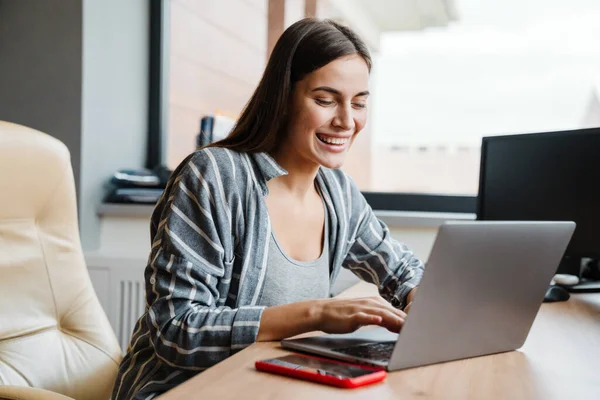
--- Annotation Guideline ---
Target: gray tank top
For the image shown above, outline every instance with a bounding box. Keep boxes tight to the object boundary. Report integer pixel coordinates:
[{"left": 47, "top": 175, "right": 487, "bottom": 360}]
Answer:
[{"left": 257, "top": 200, "right": 330, "bottom": 307}]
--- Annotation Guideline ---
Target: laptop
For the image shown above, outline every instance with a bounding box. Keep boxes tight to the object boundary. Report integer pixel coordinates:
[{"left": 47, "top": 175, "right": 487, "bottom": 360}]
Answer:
[{"left": 282, "top": 221, "right": 575, "bottom": 371}]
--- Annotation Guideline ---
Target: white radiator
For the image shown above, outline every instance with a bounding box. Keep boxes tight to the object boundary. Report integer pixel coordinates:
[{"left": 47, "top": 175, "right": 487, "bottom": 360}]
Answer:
[
  {"left": 86, "top": 254, "right": 147, "bottom": 353},
  {"left": 116, "top": 278, "right": 146, "bottom": 351}
]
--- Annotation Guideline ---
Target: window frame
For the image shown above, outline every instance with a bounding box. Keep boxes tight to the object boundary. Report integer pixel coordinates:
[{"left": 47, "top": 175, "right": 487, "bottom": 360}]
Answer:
[
  {"left": 146, "top": 0, "right": 478, "bottom": 214},
  {"left": 147, "top": 0, "right": 169, "bottom": 170}
]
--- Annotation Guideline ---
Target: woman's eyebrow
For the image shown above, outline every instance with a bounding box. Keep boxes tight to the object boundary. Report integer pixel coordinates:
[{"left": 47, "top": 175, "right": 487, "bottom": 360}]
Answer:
[{"left": 311, "top": 86, "right": 370, "bottom": 97}]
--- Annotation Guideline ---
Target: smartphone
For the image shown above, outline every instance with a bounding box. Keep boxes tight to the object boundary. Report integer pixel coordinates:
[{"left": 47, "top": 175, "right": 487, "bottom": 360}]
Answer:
[{"left": 255, "top": 353, "right": 387, "bottom": 388}]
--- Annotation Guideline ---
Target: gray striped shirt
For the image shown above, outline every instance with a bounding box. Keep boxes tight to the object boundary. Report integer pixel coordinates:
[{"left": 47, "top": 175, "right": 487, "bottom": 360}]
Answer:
[{"left": 111, "top": 148, "right": 424, "bottom": 399}]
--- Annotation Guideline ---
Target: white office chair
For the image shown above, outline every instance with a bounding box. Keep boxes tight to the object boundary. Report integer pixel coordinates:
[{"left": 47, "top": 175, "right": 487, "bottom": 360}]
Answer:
[{"left": 0, "top": 121, "right": 122, "bottom": 400}]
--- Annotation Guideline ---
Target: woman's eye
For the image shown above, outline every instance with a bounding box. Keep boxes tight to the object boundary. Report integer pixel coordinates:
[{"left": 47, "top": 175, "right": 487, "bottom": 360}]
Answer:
[
  {"left": 352, "top": 103, "right": 367, "bottom": 109},
  {"left": 315, "top": 99, "right": 334, "bottom": 106}
]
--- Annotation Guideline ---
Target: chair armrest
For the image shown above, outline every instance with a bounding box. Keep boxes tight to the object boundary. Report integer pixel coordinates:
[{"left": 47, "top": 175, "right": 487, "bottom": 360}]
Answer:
[{"left": 0, "top": 386, "right": 74, "bottom": 400}]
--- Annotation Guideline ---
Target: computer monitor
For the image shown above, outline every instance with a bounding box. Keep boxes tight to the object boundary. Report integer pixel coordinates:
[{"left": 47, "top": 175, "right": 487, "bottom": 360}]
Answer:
[{"left": 477, "top": 127, "right": 600, "bottom": 279}]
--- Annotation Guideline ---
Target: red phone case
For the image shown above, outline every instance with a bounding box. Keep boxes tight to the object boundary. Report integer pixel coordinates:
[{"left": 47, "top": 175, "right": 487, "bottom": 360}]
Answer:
[{"left": 254, "top": 353, "right": 387, "bottom": 389}]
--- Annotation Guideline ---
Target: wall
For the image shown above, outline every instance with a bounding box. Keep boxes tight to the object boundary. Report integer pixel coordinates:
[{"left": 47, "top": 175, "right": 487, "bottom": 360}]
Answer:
[
  {"left": 0, "top": 0, "right": 149, "bottom": 251},
  {"left": 80, "top": 0, "right": 149, "bottom": 250},
  {"left": 0, "top": 0, "right": 83, "bottom": 194},
  {"left": 167, "top": 0, "right": 268, "bottom": 168}
]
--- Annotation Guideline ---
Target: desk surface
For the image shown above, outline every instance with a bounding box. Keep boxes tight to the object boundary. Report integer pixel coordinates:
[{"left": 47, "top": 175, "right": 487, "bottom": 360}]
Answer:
[{"left": 159, "top": 282, "right": 600, "bottom": 400}]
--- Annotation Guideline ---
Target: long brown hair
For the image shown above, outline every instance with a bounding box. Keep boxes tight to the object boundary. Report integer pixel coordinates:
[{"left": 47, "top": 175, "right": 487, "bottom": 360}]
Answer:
[{"left": 211, "top": 18, "right": 371, "bottom": 154}]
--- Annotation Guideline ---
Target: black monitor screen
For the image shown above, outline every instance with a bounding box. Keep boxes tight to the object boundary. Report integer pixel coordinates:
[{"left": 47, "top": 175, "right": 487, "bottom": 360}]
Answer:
[{"left": 478, "top": 128, "right": 600, "bottom": 258}]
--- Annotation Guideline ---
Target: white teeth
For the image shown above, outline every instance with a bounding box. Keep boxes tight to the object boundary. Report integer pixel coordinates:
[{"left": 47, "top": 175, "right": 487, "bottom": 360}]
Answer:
[{"left": 317, "top": 134, "right": 348, "bottom": 145}]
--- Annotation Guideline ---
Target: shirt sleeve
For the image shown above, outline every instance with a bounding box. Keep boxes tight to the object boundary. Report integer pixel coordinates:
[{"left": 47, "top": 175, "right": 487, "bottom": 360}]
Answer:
[
  {"left": 341, "top": 177, "right": 425, "bottom": 310},
  {"left": 144, "top": 150, "right": 265, "bottom": 370}
]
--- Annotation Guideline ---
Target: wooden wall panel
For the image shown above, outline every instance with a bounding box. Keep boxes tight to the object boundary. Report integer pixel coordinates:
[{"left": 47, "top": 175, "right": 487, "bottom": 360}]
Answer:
[
  {"left": 167, "top": 0, "right": 267, "bottom": 168},
  {"left": 170, "top": 1, "right": 265, "bottom": 86},
  {"left": 267, "top": 0, "right": 285, "bottom": 56},
  {"left": 175, "top": 0, "right": 267, "bottom": 54},
  {"left": 169, "top": 55, "right": 252, "bottom": 117}
]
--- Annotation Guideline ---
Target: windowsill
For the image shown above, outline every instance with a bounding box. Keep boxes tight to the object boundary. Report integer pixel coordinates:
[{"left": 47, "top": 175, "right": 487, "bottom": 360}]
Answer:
[
  {"left": 98, "top": 203, "right": 476, "bottom": 228},
  {"left": 98, "top": 203, "right": 155, "bottom": 218}
]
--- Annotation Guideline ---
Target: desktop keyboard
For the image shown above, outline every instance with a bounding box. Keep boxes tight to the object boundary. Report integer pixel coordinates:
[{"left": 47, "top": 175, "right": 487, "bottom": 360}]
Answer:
[{"left": 333, "top": 342, "right": 395, "bottom": 361}]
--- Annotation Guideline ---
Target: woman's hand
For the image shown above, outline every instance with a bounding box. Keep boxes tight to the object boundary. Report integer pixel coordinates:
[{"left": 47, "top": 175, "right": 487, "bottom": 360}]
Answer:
[
  {"left": 257, "top": 295, "right": 408, "bottom": 342},
  {"left": 312, "top": 296, "right": 407, "bottom": 334}
]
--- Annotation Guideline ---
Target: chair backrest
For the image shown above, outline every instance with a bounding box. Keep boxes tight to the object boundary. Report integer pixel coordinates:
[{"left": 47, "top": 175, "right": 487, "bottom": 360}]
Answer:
[{"left": 0, "top": 121, "right": 122, "bottom": 399}]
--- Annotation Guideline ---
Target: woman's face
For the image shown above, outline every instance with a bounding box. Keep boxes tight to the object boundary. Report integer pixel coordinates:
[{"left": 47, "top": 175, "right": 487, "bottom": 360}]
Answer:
[{"left": 285, "top": 54, "right": 370, "bottom": 170}]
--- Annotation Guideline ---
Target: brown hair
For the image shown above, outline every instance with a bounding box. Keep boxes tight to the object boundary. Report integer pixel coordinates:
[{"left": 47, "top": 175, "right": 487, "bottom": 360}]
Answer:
[{"left": 211, "top": 18, "right": 371, "bottom": 153}]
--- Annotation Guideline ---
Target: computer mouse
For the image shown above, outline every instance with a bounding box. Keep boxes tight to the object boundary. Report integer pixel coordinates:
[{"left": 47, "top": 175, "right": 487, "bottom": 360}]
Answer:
[{"left": 543, "top": 285, "right": 570, "bottom": 303}]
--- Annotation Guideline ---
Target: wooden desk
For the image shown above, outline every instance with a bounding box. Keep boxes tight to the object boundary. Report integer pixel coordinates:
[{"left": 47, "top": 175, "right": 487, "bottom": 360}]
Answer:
[{"left": 159, "top": 282, "right": 600, "bottom": 400}]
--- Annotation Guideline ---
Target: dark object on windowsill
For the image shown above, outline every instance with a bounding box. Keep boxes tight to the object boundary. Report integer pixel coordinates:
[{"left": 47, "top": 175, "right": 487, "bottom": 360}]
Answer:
[
  {"left": 104, "top": 165, "right": 172, "bottom": 205},
  {"left": 197, "top": 116, "right": 214, "bottom": 148},
  {"left": 110, "top": 165, "right": 172, "bottom": 189},
  {"left": 110, "top": 168, "right": 161, "bottom": 188},
  {"left": 103, "top": 186, "right": 164, "bottom": 204}
]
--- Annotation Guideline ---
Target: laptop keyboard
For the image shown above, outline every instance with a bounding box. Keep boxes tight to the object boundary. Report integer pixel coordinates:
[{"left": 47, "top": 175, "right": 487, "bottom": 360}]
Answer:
[{"left": 333, "top": 342, "right": 395, "bottom": 361}]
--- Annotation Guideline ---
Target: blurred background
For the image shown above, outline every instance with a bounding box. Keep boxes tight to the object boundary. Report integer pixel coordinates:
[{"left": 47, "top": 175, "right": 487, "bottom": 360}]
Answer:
[
  {"left": 165, "top": 0, "right": 600, "bottom": 195},
  {"left": 2, "top": 0, "right": 600, "bottom": 354},
  {"left": 2, "top": 0, "right": 600, "bottom": 251}
]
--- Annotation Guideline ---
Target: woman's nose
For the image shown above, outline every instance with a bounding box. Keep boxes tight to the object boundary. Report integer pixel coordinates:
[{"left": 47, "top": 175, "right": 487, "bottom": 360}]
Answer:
[{"left": 332, "top": 105, "right": 355, "bottom": 131}]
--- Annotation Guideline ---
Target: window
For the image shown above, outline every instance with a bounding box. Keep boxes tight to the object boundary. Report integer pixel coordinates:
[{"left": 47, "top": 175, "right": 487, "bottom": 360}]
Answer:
[
  {"left": 371, "top": 0, "right": 600, "bottom": 196},
  {"left": 149, "top": 0, "right": 600, "bottom": 212}
]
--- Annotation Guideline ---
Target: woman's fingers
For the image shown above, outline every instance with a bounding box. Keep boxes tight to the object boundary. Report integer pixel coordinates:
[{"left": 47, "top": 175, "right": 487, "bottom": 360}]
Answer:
[
  {"left": 388, "top": 304, "right": 407, "bottom": 319},
  {"left": 366, "top": 296, "right": 407, "bottom": 319},
  {"left": 370, "top": 308, "right": 404, "bottom": 332},
  {"left": 352, "top": 312, "right": 382, "bottom": 328},
  {"left": 319, "top": 296, "right": 410, "bottom": 334},
  {"left": 356, "top": 306, "right": 405, "bottom": 333}
]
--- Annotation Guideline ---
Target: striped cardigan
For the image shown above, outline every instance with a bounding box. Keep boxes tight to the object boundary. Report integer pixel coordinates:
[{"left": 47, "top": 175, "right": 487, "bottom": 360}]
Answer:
[{"left": 111, "top": 148, "right": 424, "bottom": 399}]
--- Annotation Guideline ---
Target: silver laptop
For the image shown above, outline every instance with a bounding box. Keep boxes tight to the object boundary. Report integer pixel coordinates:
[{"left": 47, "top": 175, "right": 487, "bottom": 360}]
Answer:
[{"left": 281, "top": 221, "right": 575, "bottom": 371}]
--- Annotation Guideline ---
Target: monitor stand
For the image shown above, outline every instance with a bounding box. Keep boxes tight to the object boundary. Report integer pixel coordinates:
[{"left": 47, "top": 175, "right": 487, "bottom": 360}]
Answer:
[
  {"left": 565, "top": 259, "right": 600, "bottom": 293},
  {"left": 555, "top": 255, "right": 582, "bottom": 276}
]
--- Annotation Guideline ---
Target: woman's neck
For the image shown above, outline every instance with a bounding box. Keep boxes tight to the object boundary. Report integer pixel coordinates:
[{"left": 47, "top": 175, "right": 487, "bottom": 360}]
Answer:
[{"left": 269, "top": 146, "right": 320, "bottom": 200}]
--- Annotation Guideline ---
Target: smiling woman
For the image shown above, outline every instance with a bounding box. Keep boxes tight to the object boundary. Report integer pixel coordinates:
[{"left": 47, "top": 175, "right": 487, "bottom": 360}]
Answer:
[
  {"left": 286, "top": 57, "right": 370, "bottom": 168},
  {"left": 213, "top": 18, "right": 372, "bottom": 158},
  {"left": 111, "top": 18, "right": 424, "bottom": 399}
]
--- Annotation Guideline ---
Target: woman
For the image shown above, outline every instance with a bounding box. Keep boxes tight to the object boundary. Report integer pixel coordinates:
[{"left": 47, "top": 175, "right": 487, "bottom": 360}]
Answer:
[{"left": 112, "top": 18, "right": 424, "bottom": 399}]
